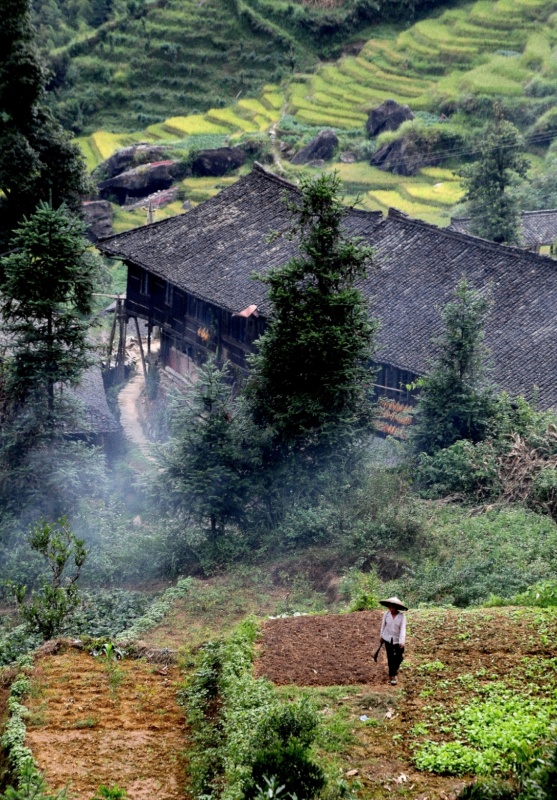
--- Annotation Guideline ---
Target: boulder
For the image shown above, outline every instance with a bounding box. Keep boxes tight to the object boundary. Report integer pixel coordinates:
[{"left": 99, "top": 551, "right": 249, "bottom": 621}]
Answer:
[
  {"left": 366, "top": 99, "right": 414, "bottom": 138},
  {"left": 190, "top": 147, "right": 246, "bottom": 177},
  {"left": 340, "top": 151, "right": 357, "bottom": 163},
  {"left": 371, "top": 136, "right": 437, "bottom": 177},
  {"left": 82, "top": 200, "right": 113, "bottom": 242},
  {"left": 93, "top": 144, "right": 175, "bottom": 181},
  {"left": 98, "top": 160, "right": 179, "bottom": 204},
  {"left": 291, "top": 129, "right": 339, "bottom": 165}
]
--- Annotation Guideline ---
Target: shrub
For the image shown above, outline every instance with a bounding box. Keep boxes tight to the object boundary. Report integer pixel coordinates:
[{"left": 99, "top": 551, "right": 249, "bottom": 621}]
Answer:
[
  {"left": 415, "top": 439, "right": 499, "bottom": 498},
  {"left": 244, "top": 741, "right": 325, "bottom": 800},
  {"left": 457, "top": 778, "right": 517, "bottom": 800},
  {"left": 339, "top": 569, "right": 380, "bottom": 611}
]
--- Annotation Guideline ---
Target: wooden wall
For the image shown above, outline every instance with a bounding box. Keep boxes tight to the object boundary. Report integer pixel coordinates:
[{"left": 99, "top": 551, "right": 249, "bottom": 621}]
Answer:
[{"left": 126, "top": 263, "right": 265, "bottom": 373}]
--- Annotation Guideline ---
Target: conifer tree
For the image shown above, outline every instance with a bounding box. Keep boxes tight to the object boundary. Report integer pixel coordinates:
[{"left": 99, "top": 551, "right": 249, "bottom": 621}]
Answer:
[
  {"left": 412, "top": 279, "right": 497, "bottom": 456},
  {"left": 248, "top": 172, "right": 377, "bottom": 450},
  {"left": 157, "top": 358, "right": 260, "bottom": 538},
  {"left": 459, "top": 117, "right": 529, "bottom": 245},
  {"left": 0, "top": 0, "right": 88, "bottom": 246},
  {"left": 0, "top": 201, "right": 101, "bottom": 408}
]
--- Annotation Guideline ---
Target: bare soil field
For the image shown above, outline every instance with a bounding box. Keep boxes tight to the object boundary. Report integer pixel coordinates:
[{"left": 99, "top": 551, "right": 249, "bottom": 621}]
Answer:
[
  {"left": 257, "top": 607, "right": 557, "bottom": 799},
  {"left": 24, "top": 648, "right": 187, "bottom": 799},
  {"left": 256, "top": 610, "right": 389, "bottom": 685},
  {"left": 4, "top": 605, "right": 556, "bottom": 800}
]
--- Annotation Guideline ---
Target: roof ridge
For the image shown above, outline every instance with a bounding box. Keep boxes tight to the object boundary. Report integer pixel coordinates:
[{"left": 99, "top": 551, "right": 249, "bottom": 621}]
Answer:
[
  {"left": 252, "top": 161, "right": 300, "bottom": 191},
  {"left": 387, "top": 207, "right": 557, "bottom": 265},
  {"left": 521, "top": 208, "right": 557, "bottom": 216}
]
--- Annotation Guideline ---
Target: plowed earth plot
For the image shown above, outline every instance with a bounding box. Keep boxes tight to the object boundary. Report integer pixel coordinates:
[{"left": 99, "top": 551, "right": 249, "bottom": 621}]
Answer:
[
  {"left": 24, "top": 649, "right": 187, "bottom": 800},
  {"left": 256, "top": 610, "right": 389, "bottom": 686}
]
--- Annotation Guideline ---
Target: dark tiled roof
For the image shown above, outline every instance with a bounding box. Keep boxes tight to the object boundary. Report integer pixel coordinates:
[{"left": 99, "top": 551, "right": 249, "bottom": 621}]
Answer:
[
  {"left": 69, "top": 365, "right": 120, "bottom": 435},
  {"left": 368, "top": 210, "right": 557, "bottom": 407},
  {"left": 99, "top": 165, "right": 557, "bottom": 409},
  {"left": 449, "top": 210, "right": 557, "bottom": 247},
  {"left": 98, "top": 163, "right": 383, "bottom": 316}
]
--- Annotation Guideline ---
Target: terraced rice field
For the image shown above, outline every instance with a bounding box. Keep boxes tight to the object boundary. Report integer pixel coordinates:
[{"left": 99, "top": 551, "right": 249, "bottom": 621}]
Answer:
[
  {"left": 285, "top": 0, "right": 557, "bottom": 128},
  {"left": 80, "top": 0, "right": 557, "bottom": 230}
]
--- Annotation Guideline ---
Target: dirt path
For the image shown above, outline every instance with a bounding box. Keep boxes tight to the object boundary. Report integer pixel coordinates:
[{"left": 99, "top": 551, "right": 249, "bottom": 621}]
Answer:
[
  {"left": 117, "top": 370, "right": 154, "bottom": 463},
  {"left": 25, "top": 649, "right": 187, "bottom": 799}
]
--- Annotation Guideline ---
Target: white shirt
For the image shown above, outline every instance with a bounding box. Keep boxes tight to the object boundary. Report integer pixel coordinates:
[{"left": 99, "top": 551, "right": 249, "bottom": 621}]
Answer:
[{"left": 381, "top": 610, "right": 406, "bottom": 645}]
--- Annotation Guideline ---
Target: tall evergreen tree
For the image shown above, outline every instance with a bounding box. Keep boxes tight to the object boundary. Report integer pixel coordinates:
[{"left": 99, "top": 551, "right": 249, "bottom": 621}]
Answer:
[
  {"left": 0, "top": 0, "right": 88, "bottom": 246},
  {"left": 459, "top": 117, "right": 529, "bottom": 245},
  {"left": 0, "top": 201, "right": 101, "bottom": 407},
  {"left": 248, "top": 172, "right": 377, "bottom": 450},
  {"left": 157, "top": 358, "right": 260, "bottom": 538},
  {"left": 412, "top": 279, "right": 497, "bottom": 456}
]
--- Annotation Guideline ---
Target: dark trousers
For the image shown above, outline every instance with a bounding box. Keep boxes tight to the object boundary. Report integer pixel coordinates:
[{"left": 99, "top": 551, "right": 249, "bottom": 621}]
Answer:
[{"left": 383, "top": 639, "right": 404, "bottom": 678}]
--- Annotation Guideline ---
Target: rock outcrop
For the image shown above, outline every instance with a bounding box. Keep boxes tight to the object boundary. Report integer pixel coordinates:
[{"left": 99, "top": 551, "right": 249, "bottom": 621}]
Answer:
[
  {"left": 82, "top": 200, "right": 113, "bottom": 242},
  {"left": 291, "top": 129, "right": 339, "bottom": 165},
  {"left": 366, "top": 100, "right": 414, "bottom": 138},
  {"left": 190, "top": 147, "right": 246, "bottom": 177},
  {"left": 93, "top": 144, "right": 175, "bottom": 181},
  {"left": 371, "top": 136, "right": 437, "bottom": 176},
  {"left": 98, "top": 161, "right": 181, "bottom": 204}
]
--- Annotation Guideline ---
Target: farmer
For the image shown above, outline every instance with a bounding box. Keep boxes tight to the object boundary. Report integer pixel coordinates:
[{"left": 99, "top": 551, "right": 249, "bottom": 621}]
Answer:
[{"left": 376, "top": 596, "right": 407, "bottom": 686}]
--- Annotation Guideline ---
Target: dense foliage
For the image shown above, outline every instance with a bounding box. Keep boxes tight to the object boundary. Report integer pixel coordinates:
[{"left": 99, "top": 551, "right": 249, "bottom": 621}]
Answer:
[
  {"left": 459, "top": 119, "right": 530, "bottom": 246},
  {"left": 155, "top": 358, "right": 262, "bottom": 537},
  {"left": 183, "top": 618, "right": 325, "bottom": 800},
  {"left": 248, "top": 172, "right": 377, "bottom": 451},
  {"left": 1, "top": 202, "right": 101, "bottom": 405},
  {"left": 0, "top": 0, "right": 88, "bottom": 243}
]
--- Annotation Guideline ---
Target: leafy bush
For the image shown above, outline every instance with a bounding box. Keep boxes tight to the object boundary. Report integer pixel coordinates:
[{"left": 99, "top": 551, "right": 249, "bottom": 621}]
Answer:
[
  {"left": 11, "top": 518, "right": 87, "bottom": 641},
  {"left": 183, "top": 618, "right": 326, "bottom": 800},
  {"left": 339, "top": 569, "right": 380, "bottom": 611},
  {"left": 521, "top": 738, "right": 557, "bottom": 800},
  {"left": 457, "top": 778, "right": 517, "bottom": 800},
  {"left": 245, "top": 741, "right": 325, "bottom": 800},
  {"left": 415, "top": 439, "right": 499, "bottom": 498}
]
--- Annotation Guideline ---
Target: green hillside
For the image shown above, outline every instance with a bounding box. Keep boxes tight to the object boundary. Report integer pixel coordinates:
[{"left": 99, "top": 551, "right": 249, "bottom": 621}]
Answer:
[
  {"left": 69, "top": 0, "right": 557, "bottom": 230},
  {"left": 37, "top": 0, "right": 451, "bottom": 136}
]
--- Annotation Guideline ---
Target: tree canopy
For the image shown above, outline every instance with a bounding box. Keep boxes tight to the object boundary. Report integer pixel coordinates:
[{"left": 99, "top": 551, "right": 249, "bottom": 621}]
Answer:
[
  {"left": 412, "top": 278, "right": 497, "bottom": 456},
  {"left": 248, "top": 172, "right": 378, "bottom": 451},
  {"left": 0, "top": 0, "right": 88, "bottom": 246},
  {"left": 1, "top": 201, "right": 101, "bottom": 407},
  {"left": 459, "top": 117, "right": 529, "bottom": 245},
  {"left": 156, "top": 358, "right": 260, "bottom": 538}
]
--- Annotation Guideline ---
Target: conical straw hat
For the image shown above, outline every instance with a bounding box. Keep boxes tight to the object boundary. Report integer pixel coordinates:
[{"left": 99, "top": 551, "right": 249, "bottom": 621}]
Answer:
[{"left": 379, "top": 596, "right": 408, "bottom": 611}]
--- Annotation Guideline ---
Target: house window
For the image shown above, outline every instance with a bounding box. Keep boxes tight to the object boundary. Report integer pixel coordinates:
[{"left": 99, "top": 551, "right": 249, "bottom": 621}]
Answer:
[
  {"left": 165, "top": 281, "right": 174, "bottom": 306},
  {"left": 140, "top": 270, "right": 149, "bottom": 295}
]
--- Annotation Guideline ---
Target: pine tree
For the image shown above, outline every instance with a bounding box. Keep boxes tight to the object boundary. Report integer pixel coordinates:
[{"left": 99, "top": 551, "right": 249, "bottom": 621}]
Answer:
[
  {"left": 0, "top": 0, "right": 89, "bottom": 246},
  {"left": 157, "top": 358, "right": 260, "bottom": 537},
  {"left": 459, "top": 117, "right": 529, "bottom": 245},
  {"left": 412, "top": 279, "right": 497, "bottom": 456},
  {"left": 0, "top": 201, "right": 101, "bottom": 408},
  {"left": 248, "top": 172, "right": 377, "bottom": 450}
]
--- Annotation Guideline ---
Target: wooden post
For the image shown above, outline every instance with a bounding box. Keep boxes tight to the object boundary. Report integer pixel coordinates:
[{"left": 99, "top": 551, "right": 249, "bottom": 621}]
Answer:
[
  {"left": 106, "top": 299, "right": 119, "bottom": 365},
  {"left": 133, "top": 315, "right": 148, "bottom": 382},
  {"left": 115, "top": 298, "right": 127, "bottom": 382}
]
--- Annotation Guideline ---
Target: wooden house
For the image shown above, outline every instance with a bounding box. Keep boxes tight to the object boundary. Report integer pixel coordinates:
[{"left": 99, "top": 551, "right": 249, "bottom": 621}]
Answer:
[
  {"left": 449, "top": 209, "right": 557, "bottom": 253},
  {"left": 98, "top": 164, "right": 557, "bottom": 430}
]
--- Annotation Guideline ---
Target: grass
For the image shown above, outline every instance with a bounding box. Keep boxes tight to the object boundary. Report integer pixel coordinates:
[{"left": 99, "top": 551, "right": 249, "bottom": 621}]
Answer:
[
  {"left": 71, "top": 0, "right": 557, "bottom": 238},
  {"left": 163, "top": 115, "right": 230, "bottom": 136}
]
